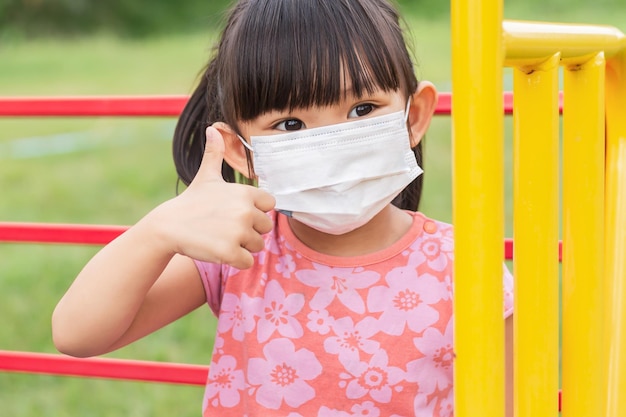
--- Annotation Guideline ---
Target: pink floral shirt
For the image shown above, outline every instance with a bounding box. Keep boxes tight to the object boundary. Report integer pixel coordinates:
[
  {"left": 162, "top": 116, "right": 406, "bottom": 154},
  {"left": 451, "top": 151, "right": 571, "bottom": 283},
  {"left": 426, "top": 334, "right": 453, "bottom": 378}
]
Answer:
[{"left": 195, "top": 210, "right": 514, "bottom": 416}]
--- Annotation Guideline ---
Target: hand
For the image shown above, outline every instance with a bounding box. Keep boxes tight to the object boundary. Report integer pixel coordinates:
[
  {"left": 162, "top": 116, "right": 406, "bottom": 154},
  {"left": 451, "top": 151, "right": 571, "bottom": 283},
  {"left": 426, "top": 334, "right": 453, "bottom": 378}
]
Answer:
[{"left": 147, "top": 126, "right": 275, "bottom": 269}]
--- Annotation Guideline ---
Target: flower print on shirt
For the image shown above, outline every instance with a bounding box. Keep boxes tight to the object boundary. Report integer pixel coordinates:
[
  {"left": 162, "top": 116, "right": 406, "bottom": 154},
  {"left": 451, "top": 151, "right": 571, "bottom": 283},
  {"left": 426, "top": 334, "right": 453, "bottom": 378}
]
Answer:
[
  {"left": 407, "top": 223, "right": 454, "bottom": 273},
  {"left": 255, "top": 280, "right": 305, "bottom": 343},
  {"left": 368, "top": 268, "right": 446, "bottom": 336},
  {"left": 205, "top": 355, "right": 246, "bottom": 408},
  {"left": 411, "top": 383, "right": 453, "bottom": 417},
  {"left": 218, "top": 293, "right": 260, "bottom": 341},
  {"left": 324, "top": 316, "right": 380, "bottom": 367},
  {"left": 247, "top": 338, "right": 322, "bottom": 410},
  {"left": 405, "top": 320, "right": 454, "bottom": 395},
  {"left": 213, "top": 335, "right": 225, "bottom": 356},
  {"left": 435, "top": 389, "right": 454, "bottom": 417},
  {"left": 318, "top": 401, "right": 381, "bottom": 417},
  {"left": 295, "top": 264, "right": 380, "bottom": 314},
  {"left": 276, "top": 253, "right": 296, "bottom": 278},
  {"left": 339, "top": 350, "right": 405, "bottom": 404},
  {"left": 350, "top": 401, "right": 381, "bottom": 417},
  {"left": 318, "top": 407, "right": 352, "bottom": 417},
  {"left": 307, "top": 309, "right": 334, "bottom": 335}
]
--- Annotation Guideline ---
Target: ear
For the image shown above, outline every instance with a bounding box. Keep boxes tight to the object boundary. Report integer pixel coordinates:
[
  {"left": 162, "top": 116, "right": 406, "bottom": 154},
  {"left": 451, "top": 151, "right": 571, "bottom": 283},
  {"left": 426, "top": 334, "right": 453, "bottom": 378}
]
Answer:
[
  {"left": 212, "top": 122, "right": 253, "bottom": 179},
  {"left": 407, "top": 81, "right": 438, "bottom": 148}
]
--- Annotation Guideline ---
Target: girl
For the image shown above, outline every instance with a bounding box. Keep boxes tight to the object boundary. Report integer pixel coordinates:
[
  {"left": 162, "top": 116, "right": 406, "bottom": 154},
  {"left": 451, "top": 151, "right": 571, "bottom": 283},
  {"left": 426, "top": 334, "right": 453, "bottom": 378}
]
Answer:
[{"left": 53, "top": 0, "right": 514, "bottom": 416}]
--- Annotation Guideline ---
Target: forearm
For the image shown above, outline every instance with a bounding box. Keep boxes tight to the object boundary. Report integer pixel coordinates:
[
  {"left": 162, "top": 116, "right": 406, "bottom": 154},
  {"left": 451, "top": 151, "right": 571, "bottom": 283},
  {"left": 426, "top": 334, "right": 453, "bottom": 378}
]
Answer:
[{"left": 52, "top": 216, "right": 175, "bottom": 357}]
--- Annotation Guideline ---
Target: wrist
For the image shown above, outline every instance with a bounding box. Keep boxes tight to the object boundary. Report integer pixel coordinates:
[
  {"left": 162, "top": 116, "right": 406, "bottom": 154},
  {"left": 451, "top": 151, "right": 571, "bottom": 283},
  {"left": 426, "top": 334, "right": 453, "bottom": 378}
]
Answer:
[{"left": 133, "top": 202, "right": 180, "bottom": 258}]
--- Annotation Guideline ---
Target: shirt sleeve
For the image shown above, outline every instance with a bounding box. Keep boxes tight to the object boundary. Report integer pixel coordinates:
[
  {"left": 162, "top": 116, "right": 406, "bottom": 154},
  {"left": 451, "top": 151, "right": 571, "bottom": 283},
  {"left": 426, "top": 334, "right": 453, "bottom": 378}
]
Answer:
[
  {"left": 194, "top": 260, "right": 224, "bottom": 317},
  {"left": 503, "top": 263, "right": 514, "bottom": 318}
]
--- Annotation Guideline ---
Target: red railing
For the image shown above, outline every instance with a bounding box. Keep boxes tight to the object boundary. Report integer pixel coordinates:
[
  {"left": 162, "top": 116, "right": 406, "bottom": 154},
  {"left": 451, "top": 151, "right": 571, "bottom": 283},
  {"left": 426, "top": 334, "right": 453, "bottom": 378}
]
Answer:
[
  {"left": 0, "top": 350, "right": 208, "bottom": 385},
  {"left": 0, "top": 91, "right": 569, "bottom": 117},
  {"left": 0, "top": 95, "right": 188, "bottom": 117},
  {"left": 0, "top": 222, "right": 562, "bottom": 261}
]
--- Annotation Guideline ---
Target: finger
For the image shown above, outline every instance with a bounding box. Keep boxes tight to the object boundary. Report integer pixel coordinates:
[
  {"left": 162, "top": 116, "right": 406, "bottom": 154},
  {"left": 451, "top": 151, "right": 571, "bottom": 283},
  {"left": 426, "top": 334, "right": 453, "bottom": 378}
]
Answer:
[
  {"left": 242, "top": 232, "right": 266, "bottom": 254},
  {"left": 252, "top": 210, "right": 274, "bottom": 235},
  {"left": 252, "top": 189, "right": 276, "bottom": 213},
  {"left": 194, "top": 126, "right": 226, "bottom": 182},
  {"left": 229, "top": 247, "right": 255, "bottom": 270}
]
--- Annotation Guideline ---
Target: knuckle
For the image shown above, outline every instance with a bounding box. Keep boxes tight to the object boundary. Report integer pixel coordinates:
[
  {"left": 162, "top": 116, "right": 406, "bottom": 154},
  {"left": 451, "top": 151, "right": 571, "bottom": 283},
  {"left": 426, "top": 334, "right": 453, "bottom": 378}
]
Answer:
[{"left": 239, "top": 207, "right": 256, "bottom": 224}]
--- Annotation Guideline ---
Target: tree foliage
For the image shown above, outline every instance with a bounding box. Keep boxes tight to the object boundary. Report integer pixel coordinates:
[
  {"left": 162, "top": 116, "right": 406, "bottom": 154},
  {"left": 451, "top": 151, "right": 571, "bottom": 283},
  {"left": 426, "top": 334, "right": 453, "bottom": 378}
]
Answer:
[
  {"left": 0, "top": 0, "right": 621, "bottom": 38},
  {"left": 0, "top": 0, "right": 227, "bottom": 37}
]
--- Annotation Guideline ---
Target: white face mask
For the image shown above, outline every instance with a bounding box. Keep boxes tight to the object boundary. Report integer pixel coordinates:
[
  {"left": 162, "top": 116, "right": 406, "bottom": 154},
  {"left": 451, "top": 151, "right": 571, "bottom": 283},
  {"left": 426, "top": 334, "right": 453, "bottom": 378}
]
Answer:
[{"left": 238, "top": 103, "right": 423, "bottom": 235}]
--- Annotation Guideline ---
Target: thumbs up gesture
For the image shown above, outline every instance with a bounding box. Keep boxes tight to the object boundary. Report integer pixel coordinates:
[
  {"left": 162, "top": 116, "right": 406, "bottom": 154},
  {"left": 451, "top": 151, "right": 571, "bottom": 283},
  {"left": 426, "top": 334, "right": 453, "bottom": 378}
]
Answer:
[{"left": 146, "top": 126, "right": 275, "bottom": 269}]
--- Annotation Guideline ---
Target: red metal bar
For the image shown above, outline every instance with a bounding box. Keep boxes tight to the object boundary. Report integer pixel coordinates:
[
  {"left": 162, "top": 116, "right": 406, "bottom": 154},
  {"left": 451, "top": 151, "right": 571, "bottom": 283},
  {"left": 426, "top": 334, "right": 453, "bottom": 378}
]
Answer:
[
  {"left": 0, "top": 349, "right": 563, "bottom": 410},
  {"left": 504, "top": 238, "right": 513, "bottom": 260},
  {"left": 504, "top": 238, "right": 562, "bottom": 261},
  {"left": 435, "top": 92, "right": 453, "bottom": 115},
  {"left": 0, "top": 92, "right": 565, "bottom": 117},
  {"left": 0, "top": 92, "right": 456, "bottom": 116},
  {"left": 0, "top": 350, "right": 207, "bottom": 385},
  {"left": 0, "top": 96, "right": 188, "bottom": 117},
  {"left": 0, "top": 222, "right": 567, "bottom": 261},
  {"left": 0, "top": 222, "right": 127, "bottom": 245}
]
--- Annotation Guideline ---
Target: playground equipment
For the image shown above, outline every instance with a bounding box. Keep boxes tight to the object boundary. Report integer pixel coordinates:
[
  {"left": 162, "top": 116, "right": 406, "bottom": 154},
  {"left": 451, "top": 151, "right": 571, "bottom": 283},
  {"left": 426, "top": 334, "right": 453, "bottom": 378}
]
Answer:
[
  {"left": 451, "top": 1, "right": 626, "bottom": 417},
  {"left": 1, "top": 2, "right": 625, "bottom": 416}
]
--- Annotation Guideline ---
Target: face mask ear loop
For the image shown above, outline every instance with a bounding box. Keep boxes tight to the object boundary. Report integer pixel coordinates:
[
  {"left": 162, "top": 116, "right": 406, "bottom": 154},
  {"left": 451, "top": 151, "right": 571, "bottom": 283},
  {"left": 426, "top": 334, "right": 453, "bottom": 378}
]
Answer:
[
  {"left": 237, "top": 134, "right": 254, "bottom": 152},
  {"left": 404, "top": 97, "right": 412, "bottom": 124}
]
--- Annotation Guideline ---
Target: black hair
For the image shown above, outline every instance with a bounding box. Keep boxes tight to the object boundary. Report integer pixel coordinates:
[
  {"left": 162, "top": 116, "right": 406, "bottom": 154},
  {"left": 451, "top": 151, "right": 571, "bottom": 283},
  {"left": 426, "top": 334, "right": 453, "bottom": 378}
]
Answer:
[{"left": 173, "top": 0, "right": 424, "bottom": 210}]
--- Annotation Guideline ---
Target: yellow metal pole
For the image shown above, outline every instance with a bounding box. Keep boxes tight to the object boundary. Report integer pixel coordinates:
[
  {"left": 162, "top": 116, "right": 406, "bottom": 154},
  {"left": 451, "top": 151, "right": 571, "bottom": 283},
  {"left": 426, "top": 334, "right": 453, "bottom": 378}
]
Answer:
[
  {"left": 562, "top": 53, "right": 607, "bottom": 417},
  {"left": 451, "top": 0, "right": 504, "bottom": 416},
  {"left": 512, "top": 54, "right": 561, "bottom": 417},
  {"left": 605, "top": 49, "right": 626, "bottom": 417},
  {"left": 503, "top": 21, "right": 624, "bottom": 64},
  {"left": 502, "top": 21, "right": 626, "bottom": 417}
]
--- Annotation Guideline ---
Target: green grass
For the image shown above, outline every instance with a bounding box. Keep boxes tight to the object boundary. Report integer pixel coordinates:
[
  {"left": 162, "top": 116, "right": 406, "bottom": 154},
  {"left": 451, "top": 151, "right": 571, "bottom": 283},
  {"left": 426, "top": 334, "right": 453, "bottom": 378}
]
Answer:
[{"left": 1, "top": 8, "right": 623, "bottom": 416}]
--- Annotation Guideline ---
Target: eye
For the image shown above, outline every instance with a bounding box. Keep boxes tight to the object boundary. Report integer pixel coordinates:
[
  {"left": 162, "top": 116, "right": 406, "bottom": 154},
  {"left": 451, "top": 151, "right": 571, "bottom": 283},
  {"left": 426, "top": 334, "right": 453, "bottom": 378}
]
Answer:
[
  {"left": 275, "top": 119, "right": 305, "bottom": 131},
  {"left": 349, "top": 103, "right": 375, "bottom": 118}
]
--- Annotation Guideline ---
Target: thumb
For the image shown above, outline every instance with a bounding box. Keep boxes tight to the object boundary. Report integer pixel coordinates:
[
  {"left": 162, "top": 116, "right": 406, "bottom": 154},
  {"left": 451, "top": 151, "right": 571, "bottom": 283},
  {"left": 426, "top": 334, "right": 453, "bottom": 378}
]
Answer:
[{"left": 196, "top": 126, "right": 226, "bottom": 182}]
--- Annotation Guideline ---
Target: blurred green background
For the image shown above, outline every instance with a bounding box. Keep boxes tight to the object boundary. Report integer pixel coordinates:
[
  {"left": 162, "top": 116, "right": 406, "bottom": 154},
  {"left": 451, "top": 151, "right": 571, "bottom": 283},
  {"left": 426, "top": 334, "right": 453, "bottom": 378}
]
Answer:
[
  {"left": 1, "top": 0, "right": 624, "bottom": 38},
  {"left": 1, "top": 0, "right": 624, "bottom": 416}
]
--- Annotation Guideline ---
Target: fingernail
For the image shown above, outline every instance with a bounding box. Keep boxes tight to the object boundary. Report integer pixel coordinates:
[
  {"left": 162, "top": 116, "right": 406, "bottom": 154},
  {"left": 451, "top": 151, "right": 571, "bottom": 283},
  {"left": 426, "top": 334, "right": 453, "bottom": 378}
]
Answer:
[{"left": 205, "top": 126, "right": 214, "bottom": 140}]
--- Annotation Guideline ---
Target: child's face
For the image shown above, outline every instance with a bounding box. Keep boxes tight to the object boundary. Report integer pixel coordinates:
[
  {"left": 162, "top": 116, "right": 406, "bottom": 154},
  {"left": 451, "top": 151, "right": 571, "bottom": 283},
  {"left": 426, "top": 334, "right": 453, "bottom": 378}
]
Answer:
[{"left": 238, "top": 87, "right": 406, "bottom": 139}]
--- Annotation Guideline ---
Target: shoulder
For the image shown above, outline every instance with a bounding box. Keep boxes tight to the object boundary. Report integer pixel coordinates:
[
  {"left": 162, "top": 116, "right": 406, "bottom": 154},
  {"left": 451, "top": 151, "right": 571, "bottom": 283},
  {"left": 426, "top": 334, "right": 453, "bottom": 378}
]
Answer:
[
  {"left": 412, "top": 211, "right": 454, "bottom": 237},
  {"left": 407, "top": 211, "right": 454, "bottom": 250},
  {"left": 397, "top": 212, "right": 455, "bottom": 281}
]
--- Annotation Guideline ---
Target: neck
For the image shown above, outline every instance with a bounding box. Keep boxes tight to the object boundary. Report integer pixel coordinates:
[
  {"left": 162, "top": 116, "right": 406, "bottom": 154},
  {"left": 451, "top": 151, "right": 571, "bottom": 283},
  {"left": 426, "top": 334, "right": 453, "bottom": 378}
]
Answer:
[{"left": 286, "top": 205, "right": 414, "bottom": 257}]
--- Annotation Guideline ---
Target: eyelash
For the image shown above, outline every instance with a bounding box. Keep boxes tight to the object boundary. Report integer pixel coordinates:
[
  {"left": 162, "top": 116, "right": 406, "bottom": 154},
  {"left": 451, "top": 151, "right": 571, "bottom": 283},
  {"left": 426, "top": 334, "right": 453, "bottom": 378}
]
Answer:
[
  {"left": 273, "top": 102, "right": 378, "bottom": 131},
  {"left": 349, "top": 103, "right": 376, "bottom": 118},
  {"left": 274, "top": 119, "right": 304, "bottom": 131}
]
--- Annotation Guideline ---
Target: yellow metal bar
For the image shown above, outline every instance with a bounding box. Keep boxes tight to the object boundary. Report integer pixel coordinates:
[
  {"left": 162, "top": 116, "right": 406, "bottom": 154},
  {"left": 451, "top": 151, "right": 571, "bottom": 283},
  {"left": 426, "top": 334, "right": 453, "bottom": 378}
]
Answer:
[
  {"left": 605, "top": 49, "right": 626, "bottom": 417},
  {"left": 503, "top": 20, "right": 625, "bottom": 66},
  {"left": 451, "top": 0, "right": 504, "bottom": 416},
  {"left": 512, "top": 54, "right": 561, "bottom": 417},
  {"left": 562, "top": 53, "right": 607, "bottom": 417}
]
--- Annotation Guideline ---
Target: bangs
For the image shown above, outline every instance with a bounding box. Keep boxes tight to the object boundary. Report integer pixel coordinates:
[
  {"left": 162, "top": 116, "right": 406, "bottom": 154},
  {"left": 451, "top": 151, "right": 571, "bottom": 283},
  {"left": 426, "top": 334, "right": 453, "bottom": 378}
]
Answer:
[{"left": 218, "top": 0, "right": 415, "bottom": 121}]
